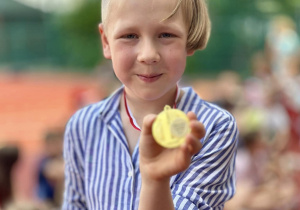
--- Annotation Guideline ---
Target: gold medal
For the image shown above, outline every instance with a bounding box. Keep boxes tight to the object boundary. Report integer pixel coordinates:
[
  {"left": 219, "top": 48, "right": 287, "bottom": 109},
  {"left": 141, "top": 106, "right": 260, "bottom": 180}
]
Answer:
[{"left": 152, "top": 105, "right": 190, "bottom": 148}]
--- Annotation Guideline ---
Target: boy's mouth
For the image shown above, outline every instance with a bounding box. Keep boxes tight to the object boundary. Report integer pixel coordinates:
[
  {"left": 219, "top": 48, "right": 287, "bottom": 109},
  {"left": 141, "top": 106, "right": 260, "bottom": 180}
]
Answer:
[{"left": 137, "top": 74, "right": 163, "bottom": 82}]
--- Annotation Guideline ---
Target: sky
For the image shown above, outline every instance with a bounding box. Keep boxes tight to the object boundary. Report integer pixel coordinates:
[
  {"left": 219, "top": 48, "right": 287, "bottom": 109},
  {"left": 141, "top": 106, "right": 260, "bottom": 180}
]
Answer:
[{"left": 13, "top": 0, "right": 83, "bottom": 13}]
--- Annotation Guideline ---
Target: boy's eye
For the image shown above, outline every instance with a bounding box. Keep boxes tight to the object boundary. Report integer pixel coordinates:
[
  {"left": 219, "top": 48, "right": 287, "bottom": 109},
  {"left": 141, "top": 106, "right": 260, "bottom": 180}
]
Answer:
[
  {"left": 122, "top": 34, "right": 138, "bottom": 39},
  {"left": 159, "top": 33, "right": 175, "bottom": 38}
]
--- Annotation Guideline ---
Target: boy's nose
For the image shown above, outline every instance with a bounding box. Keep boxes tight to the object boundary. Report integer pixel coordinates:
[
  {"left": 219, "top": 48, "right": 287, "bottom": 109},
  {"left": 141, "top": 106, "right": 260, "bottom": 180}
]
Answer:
[{"left": 137, "top": 40, "right": 160, "bottom": 64}]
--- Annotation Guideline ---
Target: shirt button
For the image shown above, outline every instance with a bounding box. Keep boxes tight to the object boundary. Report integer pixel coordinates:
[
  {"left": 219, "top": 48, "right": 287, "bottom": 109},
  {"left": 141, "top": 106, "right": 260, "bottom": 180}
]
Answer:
[{"left": 128, "top": 171, "right": 133, "bottom": 177}]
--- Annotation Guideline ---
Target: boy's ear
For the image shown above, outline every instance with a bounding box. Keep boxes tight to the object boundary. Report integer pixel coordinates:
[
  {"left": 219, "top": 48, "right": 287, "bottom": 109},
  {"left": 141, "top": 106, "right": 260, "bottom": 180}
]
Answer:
[
  {"left": 187, "top": 49, "right": 195, "bottom": 56},
  {"left": 99, "top": 23, "right": 111, "bottom": 59}
]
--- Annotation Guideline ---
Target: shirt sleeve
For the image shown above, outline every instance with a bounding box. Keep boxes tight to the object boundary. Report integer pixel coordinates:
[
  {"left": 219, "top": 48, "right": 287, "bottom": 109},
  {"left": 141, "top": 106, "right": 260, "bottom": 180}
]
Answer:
[
  {"left": 171, "top": 116, "right": 238, "bottom": 210},
  {"left": 62, "top": 114, "right": 87, "bottom": 210}
]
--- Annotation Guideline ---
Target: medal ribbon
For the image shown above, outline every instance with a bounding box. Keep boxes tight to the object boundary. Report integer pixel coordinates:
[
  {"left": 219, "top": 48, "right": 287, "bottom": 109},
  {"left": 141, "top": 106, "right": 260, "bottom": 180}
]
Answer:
[{"left": 123, "top": 86, "right": 179, "bottom": 131}]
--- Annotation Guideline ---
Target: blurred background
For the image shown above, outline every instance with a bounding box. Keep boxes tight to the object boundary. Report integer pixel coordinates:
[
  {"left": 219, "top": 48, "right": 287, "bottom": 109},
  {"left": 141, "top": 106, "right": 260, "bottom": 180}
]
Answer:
[{"left": 0, "top": 0, "right": 300, "bottom": 209}]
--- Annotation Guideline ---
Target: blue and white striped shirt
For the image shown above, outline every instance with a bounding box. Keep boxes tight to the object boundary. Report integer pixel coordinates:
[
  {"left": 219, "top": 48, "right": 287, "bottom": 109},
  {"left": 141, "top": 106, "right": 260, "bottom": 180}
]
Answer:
[{"left": 63, "top": 86, "right": 238, "bottom": 210}]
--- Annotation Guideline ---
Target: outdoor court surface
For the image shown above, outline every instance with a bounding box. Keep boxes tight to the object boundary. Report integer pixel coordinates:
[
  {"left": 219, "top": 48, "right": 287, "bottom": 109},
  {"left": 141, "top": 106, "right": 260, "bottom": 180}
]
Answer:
[{"left": 0, "top": 71, "right": 107, "bottom": 200}]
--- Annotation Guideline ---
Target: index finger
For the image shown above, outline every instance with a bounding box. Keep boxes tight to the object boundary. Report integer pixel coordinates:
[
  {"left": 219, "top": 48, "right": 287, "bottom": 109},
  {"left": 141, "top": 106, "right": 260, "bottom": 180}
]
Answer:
[
  {"left": 187, "top": 112, "right": 206, "bottom": 139},
  {"left": 141, "top": 114, "right": 157, "bottom": 136}
]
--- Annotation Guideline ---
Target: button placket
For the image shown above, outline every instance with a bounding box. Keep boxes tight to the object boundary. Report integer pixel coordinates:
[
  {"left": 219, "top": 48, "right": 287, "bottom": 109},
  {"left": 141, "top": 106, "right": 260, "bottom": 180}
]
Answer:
[{"left": 128, "top": 170, "right": 133, "bottom": 177}]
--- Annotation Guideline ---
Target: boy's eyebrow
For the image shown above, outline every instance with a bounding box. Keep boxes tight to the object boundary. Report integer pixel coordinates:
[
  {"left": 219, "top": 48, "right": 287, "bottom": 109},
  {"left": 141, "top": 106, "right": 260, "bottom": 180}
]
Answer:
[
  {"left": 159, "top": 21, "right": 187, "bottom": 32},
  {"left": 114, "top": 24, "right": 185, "bottom": 35},
  {"left": 111, "top": 18, "right": 186, "bottom": 35},
  {"left": 118, "top": 23, "right": 181, "bottom": 31},
  {"left": 111, "top": 25, "right": 137, "bottom": 34}
]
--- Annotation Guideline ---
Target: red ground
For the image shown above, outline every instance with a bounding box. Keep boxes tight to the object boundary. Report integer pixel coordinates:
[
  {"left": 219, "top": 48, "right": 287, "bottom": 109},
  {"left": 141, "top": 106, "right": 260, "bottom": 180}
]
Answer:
[{"left": 0, "top": 71, "right": 108, "bottom": 201}]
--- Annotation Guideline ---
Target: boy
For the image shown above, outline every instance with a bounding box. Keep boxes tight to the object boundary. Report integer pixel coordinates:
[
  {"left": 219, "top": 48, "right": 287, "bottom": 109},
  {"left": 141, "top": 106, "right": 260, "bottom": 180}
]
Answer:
[{"left": 63, "top": 0, "right": 238, "bottom": 209}]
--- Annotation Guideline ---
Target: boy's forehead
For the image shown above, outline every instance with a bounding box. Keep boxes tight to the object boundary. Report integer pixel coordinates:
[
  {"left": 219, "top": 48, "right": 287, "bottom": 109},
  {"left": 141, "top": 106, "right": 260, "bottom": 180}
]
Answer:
[
  {"left": 105, "top": 0, "right": 177, "bottom": 6},
  {"left": 104, "top": 0, "right": 180, "bottom": 25},
  {"left": 105, "top": 0, "right": 178, "bottom": 17}
]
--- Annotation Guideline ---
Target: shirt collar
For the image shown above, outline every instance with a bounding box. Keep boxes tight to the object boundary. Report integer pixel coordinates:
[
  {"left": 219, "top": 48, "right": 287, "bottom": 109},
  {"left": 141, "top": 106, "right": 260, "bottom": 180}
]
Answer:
[
  {"left": 98, "top": 86, "right": 195, "bottom": 123},
  {"left": 98, "top": 86, "right": 124, "bottom": 124}
]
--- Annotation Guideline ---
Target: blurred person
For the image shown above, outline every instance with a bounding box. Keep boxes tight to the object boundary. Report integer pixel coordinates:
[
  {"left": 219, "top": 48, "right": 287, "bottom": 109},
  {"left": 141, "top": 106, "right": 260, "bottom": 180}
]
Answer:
[
  {"left": 226, "top": 118, "right": 298, "bottom": 209},
  {"left": 243, "top": 71, "right": 291, "bottom": 152},
  {"left": 265, "top": 15, "right": 300, "bottom": 152},
  {"left": 265, "top": 15, "right": 300, "bottom": 78},
  {"left": 237, "top": 131, "right": 268, "bottom": 186},
  {"left": 281, "top": 54, "right": 300, "bottom": 111},
  {"left": 225, "top": 131, "right": 269, "bottom": 210},
  {"left": 226, "top": 64, "right": 299, "bottom": 209},
  {"left": 243, "top": 51, "right": 272, "bottom": 108},
  {"left": 63, "top": 0, "right": 239, "bottom": 209},
  {"left": 261, "top": 85, "right": 290, "bottom": 152},
  {"left": 277, "top": 55, "right": 300, "bottom": 152},
  {"left": 276, "top": 53, "right": 300, "bottom": 205},
  {"left": 36, "top": 129, "right": 64, "bottom": 209},
  {"left": 213, "top": 70, "right": 243, "bottom": 114},
  {"left": 235, "top": 106, "right": 265, "bottom": 144},
  {"left": 0, "top": 144, "right": 19, "bottom": 209}
]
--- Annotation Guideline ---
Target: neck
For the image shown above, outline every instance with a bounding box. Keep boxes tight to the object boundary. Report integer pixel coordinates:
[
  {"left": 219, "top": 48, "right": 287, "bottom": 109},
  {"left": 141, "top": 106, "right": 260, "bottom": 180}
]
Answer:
[{"left": 122, "top": 86, "right": 180, "bottom": 129}]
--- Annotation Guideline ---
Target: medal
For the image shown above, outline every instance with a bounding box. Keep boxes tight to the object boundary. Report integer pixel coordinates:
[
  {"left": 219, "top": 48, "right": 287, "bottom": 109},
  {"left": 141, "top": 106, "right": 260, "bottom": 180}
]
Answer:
[{"left": 152, "top": 105, "right": 190, "bottom": 148}]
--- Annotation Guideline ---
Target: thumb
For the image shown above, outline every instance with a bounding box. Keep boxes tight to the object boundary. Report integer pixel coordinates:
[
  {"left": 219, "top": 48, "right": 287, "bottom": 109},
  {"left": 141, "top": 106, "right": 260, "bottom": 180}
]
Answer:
[
  {"left": 140, "top": 114, "right": 163, "bottom": 158},
  {"left": 141, "top": 114, "right": 157, "bottom": 136}
]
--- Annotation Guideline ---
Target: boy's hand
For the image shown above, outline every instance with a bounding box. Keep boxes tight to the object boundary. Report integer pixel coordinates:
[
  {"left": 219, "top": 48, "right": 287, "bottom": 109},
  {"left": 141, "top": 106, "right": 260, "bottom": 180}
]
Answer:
[{"left": 139, "top": 112, "right": 205, "bottom": 182}]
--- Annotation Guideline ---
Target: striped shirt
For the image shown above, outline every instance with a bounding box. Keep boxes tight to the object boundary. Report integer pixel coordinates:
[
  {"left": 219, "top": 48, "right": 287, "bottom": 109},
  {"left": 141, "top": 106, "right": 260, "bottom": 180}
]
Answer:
[{"left": 63, "top": 86, "right": 238, "bottom": 210}]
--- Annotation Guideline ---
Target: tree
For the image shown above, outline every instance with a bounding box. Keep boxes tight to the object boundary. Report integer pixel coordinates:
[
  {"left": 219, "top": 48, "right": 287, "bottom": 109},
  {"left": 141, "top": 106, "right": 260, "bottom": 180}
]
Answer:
[{"left": 51, "top": 0, "right": 102, "bottom": 70}]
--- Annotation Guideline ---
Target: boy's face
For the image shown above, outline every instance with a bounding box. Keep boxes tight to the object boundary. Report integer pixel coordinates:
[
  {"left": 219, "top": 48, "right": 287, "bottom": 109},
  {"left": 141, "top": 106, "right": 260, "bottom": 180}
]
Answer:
[{"left": 100, "top": 0, "right": 194, "bottom": 101}]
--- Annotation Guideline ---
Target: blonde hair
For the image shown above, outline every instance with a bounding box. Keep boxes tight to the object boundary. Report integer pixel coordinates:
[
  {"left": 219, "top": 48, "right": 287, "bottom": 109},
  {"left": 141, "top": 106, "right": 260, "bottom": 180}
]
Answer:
[
  {"left": 101, "top": 0, "right": 110, "bottom": 27},
  {"left": 101, "top": 0, "right": 211, "bottom": 51}
]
